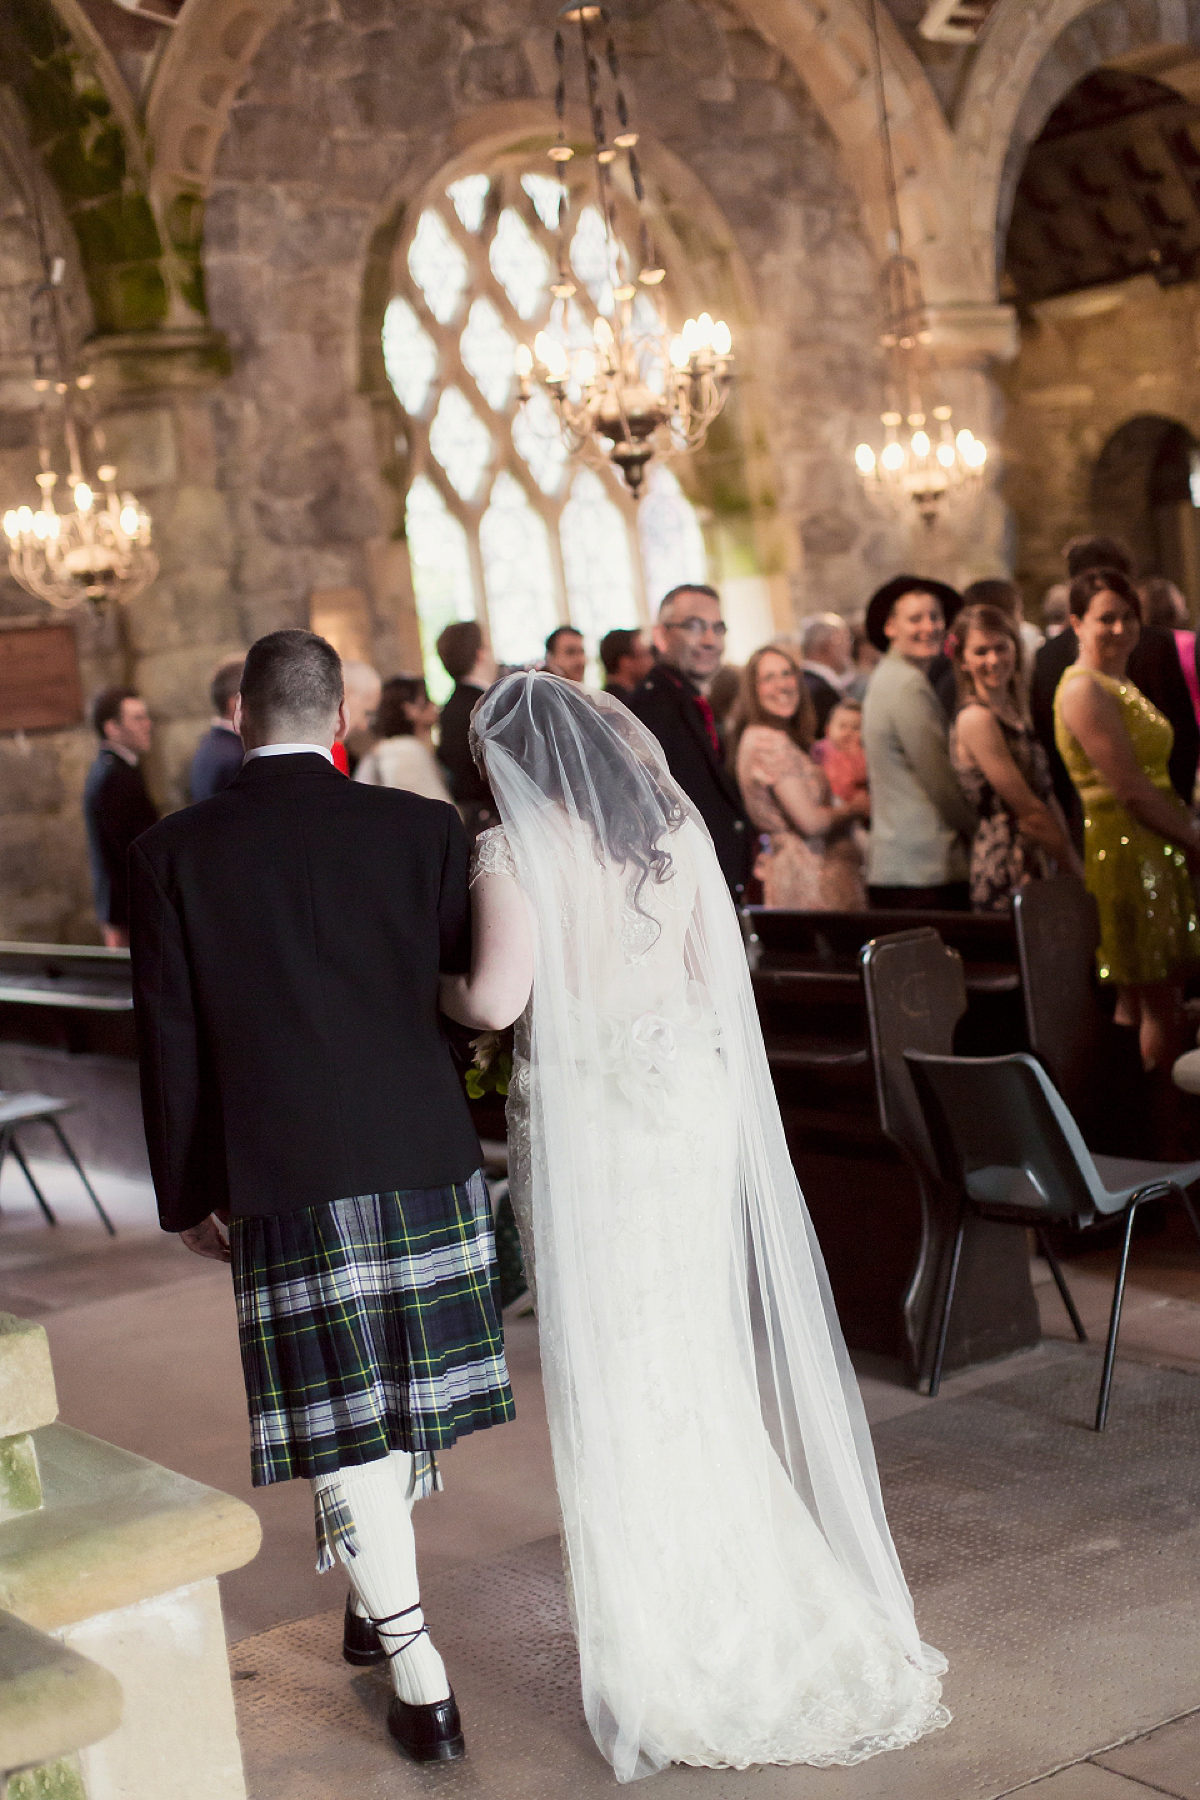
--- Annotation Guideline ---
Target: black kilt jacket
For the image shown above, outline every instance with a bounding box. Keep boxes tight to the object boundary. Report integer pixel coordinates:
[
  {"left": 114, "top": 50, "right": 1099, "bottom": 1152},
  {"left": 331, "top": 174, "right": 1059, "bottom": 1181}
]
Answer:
[{"left": 128, "top": 753, "right": 479, "bottom": 1234}]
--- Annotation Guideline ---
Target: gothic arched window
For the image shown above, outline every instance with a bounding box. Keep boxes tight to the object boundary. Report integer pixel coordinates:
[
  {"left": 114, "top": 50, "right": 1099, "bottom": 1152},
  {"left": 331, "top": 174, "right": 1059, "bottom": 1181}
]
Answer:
[{"left": 383, "top": 155, "right": 708, "bottom": 692}]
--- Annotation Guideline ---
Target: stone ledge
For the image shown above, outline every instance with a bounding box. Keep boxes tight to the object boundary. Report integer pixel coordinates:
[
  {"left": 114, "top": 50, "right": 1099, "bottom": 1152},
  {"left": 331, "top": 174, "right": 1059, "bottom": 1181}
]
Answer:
[
  {"left": 0, "top": 1609, "right": 121, "bottom": 1774},
  {"left": 0, "top": 1426, "right": 261, "bottom": 1633},
  {"left": 0, "top": 1319, "right": 58, "bottom": 1441}
]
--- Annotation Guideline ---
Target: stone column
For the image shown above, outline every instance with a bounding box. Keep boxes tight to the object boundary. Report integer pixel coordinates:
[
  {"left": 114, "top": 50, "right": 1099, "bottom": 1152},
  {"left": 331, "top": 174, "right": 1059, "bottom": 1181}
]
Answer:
[{"left": 80, "top": 328, "right": 242, "bottom": 812}]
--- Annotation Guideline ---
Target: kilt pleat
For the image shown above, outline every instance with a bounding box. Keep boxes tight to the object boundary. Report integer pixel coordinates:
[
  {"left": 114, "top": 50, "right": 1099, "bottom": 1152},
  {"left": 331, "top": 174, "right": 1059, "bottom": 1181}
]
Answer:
[{"left": 231, "top": 1169, "right": 514, "bottom": 1486}]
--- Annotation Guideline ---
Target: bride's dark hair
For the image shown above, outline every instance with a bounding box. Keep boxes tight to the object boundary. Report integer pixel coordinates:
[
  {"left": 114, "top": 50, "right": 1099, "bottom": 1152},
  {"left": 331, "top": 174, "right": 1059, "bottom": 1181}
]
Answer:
[{"left": 471, "top": 672, "right": 683, "bottom": 910}]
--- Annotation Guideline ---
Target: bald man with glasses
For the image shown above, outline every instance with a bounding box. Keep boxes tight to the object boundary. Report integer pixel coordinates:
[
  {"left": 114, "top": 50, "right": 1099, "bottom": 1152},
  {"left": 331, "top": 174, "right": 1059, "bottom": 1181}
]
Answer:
[{"left": 629, "top": 584, "right": 752, "bottom": 897}]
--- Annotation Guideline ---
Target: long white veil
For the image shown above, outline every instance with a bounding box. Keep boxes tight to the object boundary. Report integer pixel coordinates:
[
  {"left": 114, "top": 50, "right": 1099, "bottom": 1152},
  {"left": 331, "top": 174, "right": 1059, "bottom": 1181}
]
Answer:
[{"left": 472, "top": 673, "right": 946, "bottom": 1781}]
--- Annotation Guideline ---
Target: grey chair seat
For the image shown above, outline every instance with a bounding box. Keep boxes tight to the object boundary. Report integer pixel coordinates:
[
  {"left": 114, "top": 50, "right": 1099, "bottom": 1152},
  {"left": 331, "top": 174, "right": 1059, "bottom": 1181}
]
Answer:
[
  {"left": 969, "top": 1152, "right": 1200, "bottom": 1218},
  {"left": 906, "top": 1048, "right": 1200, "bottom": 1429},
  {"left": 0, "top": 1093, "right": 72, "bottom": 1128}
]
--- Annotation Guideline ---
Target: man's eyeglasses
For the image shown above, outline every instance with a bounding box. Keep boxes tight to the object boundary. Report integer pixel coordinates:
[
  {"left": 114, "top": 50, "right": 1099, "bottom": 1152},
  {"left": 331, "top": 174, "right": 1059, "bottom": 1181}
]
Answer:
[{"left": 665, "top": 617, "right": 728, "bottom": 640}]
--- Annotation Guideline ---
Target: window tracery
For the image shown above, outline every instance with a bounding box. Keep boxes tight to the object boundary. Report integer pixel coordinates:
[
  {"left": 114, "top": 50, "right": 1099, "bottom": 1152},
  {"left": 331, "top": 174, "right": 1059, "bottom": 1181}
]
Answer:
[{"left": 384, "top": 155, "right": 708, "bottom": 692}]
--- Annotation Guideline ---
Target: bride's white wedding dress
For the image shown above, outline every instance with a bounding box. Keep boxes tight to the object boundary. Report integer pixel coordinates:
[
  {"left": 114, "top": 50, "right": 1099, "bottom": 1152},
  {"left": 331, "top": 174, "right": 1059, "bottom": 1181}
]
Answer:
[{"left": 470, "top": 675, "right": 948, "bottom": 1783}]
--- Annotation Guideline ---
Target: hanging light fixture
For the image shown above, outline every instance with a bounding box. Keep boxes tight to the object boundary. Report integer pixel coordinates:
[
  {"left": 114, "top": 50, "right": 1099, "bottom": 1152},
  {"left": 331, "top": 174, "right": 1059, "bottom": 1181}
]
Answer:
[
  {"left": 3, "top": 227, "right": 156, "bottom": 610},
  {"left": 514, "top": 3, "right": 733, "bottom": 497},
  {"left": 852, "top": 0, "right": 988, "bottom": 527}
]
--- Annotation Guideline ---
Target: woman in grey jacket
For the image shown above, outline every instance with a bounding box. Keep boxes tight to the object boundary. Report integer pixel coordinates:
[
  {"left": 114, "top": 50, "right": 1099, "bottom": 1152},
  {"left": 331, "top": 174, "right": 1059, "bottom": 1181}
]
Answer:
[{"left": 861, "top": 577, "right": 977, "bottom": 909}]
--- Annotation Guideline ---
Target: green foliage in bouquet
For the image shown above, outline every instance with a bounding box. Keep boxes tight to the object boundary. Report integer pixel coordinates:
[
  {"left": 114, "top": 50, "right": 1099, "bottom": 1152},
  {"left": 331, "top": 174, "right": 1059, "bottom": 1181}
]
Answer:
[{"left": 465, "top": 1030, "right": 513, "bottom": 1100}]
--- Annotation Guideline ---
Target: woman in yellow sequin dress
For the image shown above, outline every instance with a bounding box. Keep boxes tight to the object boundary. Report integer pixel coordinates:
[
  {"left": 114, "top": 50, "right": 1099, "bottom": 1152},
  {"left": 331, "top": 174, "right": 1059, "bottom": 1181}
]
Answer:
[{"left": 1055, "top": 568, "right": 1200, "bottom": 1070}]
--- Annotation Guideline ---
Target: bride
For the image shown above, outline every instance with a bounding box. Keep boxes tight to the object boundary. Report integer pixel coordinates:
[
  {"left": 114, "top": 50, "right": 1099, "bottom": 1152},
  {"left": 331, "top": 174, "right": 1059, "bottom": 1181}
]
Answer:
[{"left": 439, "top": 671, "right": 949, "bottom": 1783}]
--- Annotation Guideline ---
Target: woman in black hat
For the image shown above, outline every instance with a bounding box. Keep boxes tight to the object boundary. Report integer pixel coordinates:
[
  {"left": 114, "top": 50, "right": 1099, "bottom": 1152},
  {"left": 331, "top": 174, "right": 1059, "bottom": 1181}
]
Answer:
[{"left": 860, "top": 576, "right": 978, "bottom": 910}]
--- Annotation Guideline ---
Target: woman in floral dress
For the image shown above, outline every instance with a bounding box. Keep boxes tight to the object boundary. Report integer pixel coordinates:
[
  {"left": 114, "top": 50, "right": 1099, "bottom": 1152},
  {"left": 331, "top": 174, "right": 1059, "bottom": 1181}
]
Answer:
[
  {"left": 733, "top": 644, "right": 868, "bottom": 910},
  {"left": 948, "top": 603, "right": 1080, "bottom": 911}
]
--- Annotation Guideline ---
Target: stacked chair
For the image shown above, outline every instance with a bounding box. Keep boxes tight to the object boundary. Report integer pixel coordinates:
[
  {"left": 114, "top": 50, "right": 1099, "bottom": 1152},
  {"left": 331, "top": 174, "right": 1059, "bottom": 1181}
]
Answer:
[{"left": 862, "top": 895, "right": 1200, "bottom": 1430}]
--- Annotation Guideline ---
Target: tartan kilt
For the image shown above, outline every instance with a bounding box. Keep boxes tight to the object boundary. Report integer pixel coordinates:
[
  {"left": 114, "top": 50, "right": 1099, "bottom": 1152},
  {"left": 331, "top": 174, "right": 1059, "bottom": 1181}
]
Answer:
[{"left": 230, "top": 1169, "right": 514, "bottom": 1486}]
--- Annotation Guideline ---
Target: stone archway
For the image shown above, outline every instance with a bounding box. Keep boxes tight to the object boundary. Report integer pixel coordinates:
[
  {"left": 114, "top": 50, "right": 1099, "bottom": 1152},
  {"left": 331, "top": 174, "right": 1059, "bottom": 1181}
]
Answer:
[
  {"left": 957, "top": 0, "right": 1200, "bottom": 298},
  {"left": 201, "top": 0, "right": 936, "bottom": 644},
  {"left": 147, "top": 0, "right": 964, "bottom": 299},
  {"left": 1092, "top": 414, "right": 1200, "bottom": 599}
]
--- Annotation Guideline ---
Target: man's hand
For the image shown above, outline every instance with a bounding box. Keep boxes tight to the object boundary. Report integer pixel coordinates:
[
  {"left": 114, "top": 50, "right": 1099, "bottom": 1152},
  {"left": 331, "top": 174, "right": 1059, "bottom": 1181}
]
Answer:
[
  {"left": 102, "top": 925, "right": 129, "bottom": 949},
  {"left": 180, "top": 1213, "right": 232, "bottom": 1263}
]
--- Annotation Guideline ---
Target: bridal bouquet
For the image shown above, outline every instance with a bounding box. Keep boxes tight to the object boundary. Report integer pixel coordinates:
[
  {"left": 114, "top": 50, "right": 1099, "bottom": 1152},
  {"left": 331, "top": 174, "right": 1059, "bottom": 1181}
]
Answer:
[{"left": 465, "top": 1029, "right": 513, "bottom": 1100}]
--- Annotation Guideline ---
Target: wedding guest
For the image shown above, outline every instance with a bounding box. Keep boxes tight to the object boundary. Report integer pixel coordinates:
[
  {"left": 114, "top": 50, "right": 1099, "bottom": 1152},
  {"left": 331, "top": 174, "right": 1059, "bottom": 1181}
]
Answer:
[
  {"left": 847, "top": 622, "right": 882, "bottom": 701},
  {"left": 1041, "top": 584, "right": 1070, "bottom": 639},
  {"left": 1139, "top": 577, "right": 1200, "bottom": 734},
  {"left": 355, "top": 675, "right": 451, "bottom": 803},
  {"left": 84, "top": 687, "right": 158, "bottom": 948},
  {"left": 949, "top": 603, "right": 1079, "bottom": 912},
  {"left": 812, "top": 698, "right": 869, "bottom": 812},
  {"left": 599, "top": 627, "right": 654, "bottom": 705},
  {"left": 437, "top": 621, "right": 498, "bottom": 842},
  {"left": 544, "top": 625, "right": 586, "bottom": 684},
  {"left": 960, "top": 576, "right": 1043, "bottom": 669},
  {"left": 706, "top": 662, "right": 742, "bottom": 748},
  {"left": 861, "top": 577, "right": 976, "bottom": 910},
  {"left": 1055, "top": 568, "right": 1200, "bottom": 1070},
  {"left": 189, "top": 656, "right": 244, "bottom": 801},
  {"left": 337, "top": 660, "right": 382, "bottom": 775},
  {"left": 630, "top": 584, "right": 752, "bottom": 896},
  {"left": 799, "top": 613, "right": 854, "bottom": 735},
  {"left": 1032, "top": 536, "right": 1199, "bottom": 832},
  {"left": 733, "top": 644, "right": 867, "bottom": 909}
]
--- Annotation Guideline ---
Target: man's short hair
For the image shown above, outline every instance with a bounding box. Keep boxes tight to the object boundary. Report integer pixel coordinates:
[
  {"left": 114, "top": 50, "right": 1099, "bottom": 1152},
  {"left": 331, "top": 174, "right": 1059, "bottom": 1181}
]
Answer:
[
  {"left": 599, "top": 627, "right": 638, "bottom": 676},
  {"left": 210, "top": 657, "right": 244, "bottom": 716},
  {"left": 436, "top": 620, "right": 483, "bottom": 683},
  {"left": 92, "top": 685, "right": 139, "bottom": 738},
  {"left": 1064, "top": 535, "right": 1135, "bottom": 580},
  {"left": 240, "top": 630, "right": 343, "bottom": 736},
  {"left": 658, "top": 583, "right": 719, "bottom": 622},
  {"left": 798, "top": 612, "right": 849, "bottom": 659},
  {"left": 545, "top": 625, "right": 583, "bottom": 656}
]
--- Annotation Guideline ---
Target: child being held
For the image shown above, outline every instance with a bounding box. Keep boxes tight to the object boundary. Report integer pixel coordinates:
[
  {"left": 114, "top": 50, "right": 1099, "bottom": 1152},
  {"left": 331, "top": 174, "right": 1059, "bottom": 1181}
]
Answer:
[{"left": 811, "top": 699, "right": 869, "bottom": 815}]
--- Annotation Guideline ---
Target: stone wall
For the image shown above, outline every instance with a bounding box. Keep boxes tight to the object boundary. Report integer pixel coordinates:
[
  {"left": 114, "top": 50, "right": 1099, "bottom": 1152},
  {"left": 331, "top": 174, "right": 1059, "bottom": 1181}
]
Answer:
[
  {"left": 998, "top": 271, "right": 1200, "bottom": 614},
  {"left": 205, "top": 0, "right": 977, "bottom": 633}
]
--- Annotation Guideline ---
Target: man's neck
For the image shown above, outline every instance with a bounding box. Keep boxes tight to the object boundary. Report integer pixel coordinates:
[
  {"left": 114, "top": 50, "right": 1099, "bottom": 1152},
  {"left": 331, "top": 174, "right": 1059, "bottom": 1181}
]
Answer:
[
  {"left": 657, "top": 660, "right": 698, "bottom": 693},
  {"left": 104, "top": 740, "right": 139, "bottom": 766}
]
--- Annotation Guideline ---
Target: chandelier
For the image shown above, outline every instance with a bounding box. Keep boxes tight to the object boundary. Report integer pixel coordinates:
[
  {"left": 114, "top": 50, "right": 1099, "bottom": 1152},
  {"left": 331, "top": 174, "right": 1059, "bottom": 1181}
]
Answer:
[
  {"left": 3, "top": 247, "right": 156, "bottom": 610},
  {"left": 514, "top": 3, "right": 732, "bottom": 497},
  {"left": 852, "top": 0, "right": 988, "bottom": 527}
]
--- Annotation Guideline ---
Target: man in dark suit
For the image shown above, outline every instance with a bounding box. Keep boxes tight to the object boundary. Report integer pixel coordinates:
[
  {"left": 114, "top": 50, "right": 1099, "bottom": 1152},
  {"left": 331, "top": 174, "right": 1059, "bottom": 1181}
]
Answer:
[
  {"left": 83, "top": 686, "right": 158, "bottom": 948},
  {"left": 129, "top": 630, "right": 511, "bottom": 1766},
  {"left": 435, "top": 619, "right": 498, "bottom": 842},
  {"left": 188, "top": 655, "right": 244, "bottom": 801},
  {"left": 599, "top": 626, "right": 654, "bottom": 707},
  {"left": 629, "top": 584, "right": 752, "bottom": 896},
  {"left": 1031, "top": 536, "right": 1200, "bottom": 844},
  {"left": 798, "top": 613, "right": 854, "bottom": 736}
]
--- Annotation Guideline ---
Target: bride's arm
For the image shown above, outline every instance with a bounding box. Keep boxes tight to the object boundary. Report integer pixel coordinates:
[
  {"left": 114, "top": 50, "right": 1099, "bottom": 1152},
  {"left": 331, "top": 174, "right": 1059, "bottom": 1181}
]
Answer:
[{"left": 439, "top": 868, "right": 534, "bottom": 1030}]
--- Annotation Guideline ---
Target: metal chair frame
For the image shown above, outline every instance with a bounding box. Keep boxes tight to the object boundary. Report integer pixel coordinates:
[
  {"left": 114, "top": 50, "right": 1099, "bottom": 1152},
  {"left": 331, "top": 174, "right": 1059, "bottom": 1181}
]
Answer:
[
  {"left": 906, "top": 1049, "right": 1200, "bottom": 1429},
  {"left": 0, "top": 1101, "right": 116, "bottom": 1237}
]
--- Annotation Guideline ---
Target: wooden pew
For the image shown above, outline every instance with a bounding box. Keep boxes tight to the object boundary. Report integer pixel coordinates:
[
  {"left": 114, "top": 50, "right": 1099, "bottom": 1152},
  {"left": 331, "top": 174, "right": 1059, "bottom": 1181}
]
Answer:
[{"left": 743, "top": 907, "right": 1038, "bottom": 1380}]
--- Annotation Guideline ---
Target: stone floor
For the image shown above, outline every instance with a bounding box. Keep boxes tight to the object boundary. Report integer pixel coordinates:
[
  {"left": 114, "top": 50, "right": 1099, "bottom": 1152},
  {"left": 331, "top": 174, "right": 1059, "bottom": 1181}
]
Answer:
[{"left": 5, "top": 1152, "right": 1200, "bottom": 1800}]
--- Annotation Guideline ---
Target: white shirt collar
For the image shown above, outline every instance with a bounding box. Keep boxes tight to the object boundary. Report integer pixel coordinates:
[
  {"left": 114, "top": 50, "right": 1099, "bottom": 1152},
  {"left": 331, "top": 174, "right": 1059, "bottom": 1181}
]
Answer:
[
  {"left": 802, "top": 660, "right": 852, "bottom": 693},
  {"left": 245, "top": 743, "right": 334, "bottom": 764},
  {"left": 105, "top": 741, "right": 139, "bottom": 767}
]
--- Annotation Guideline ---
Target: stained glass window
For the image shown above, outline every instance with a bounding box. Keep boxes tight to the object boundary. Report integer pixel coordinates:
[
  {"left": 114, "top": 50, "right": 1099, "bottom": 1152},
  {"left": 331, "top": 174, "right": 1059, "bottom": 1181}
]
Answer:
[
  {"left": 387, "top": 156, "right": 710, "bottom": 681},
  {"left": 480, "top": 474, "right": 558, "bottom": 666},
  {"left": 408, "top": 210, "right": 468, "bottom": 324}
]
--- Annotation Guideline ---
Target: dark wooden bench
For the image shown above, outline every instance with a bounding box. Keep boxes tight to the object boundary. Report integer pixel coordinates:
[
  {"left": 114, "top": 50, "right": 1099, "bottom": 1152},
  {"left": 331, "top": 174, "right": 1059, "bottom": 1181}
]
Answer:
[{"left": 741, "top": 907, "right": 1034, "bottom": 1377}]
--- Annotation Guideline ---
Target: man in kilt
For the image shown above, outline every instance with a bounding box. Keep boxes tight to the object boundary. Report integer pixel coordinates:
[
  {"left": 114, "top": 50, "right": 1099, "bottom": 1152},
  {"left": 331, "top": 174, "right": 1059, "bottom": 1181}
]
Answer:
[{"left": 129, "top": 629, "right": 513, "bottom": 1765}]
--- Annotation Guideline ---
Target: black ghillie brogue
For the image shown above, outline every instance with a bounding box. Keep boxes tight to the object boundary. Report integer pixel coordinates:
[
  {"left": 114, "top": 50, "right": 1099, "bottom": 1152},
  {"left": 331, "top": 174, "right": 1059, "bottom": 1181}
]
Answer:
[
  {"left": 387, "top": 1691, "right": 466, "bottom": 1763},
  {"left": 342, "top": 1594, "right": 386, "bottom": 1667}
]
